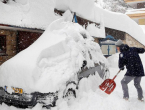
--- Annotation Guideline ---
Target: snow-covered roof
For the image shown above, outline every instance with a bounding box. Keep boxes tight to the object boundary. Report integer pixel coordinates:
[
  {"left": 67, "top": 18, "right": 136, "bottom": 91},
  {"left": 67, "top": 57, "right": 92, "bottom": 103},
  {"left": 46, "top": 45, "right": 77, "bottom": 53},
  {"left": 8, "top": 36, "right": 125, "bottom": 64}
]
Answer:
[
  {"left": 0, "top": 25, "right": 44, "bottom": 33},
  {"left": 0, "top": 0, "right": 145, "bottom": 45},
  {"left": 126, "top": 8, "right": 145, "bottom": 14},
  {"left": 55, "top": 1, "right": 145, "bottom": 45},
  {"left": 0, "top": 0, "right": 59, "bottom": 30},
  {"left": 140, "top": 25, "right": 145, "bottom": 33}
]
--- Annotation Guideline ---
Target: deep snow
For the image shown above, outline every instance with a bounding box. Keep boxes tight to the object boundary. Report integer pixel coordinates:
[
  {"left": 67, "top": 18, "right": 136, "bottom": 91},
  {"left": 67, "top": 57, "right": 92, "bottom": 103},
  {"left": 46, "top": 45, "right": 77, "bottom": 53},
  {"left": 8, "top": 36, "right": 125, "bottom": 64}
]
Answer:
[
  {"left": 0, "top": 13, "right": 108, "bottom": 93},
  {"left": 0, "top": 0, "right": 58, "bottom": 29},
  {"left": 0, "top": 53, "right": 145, "bottom": 110},
  {"left": 0, "top": 0, "right": 145, "bottom": 110},
  {"left": 0, "top": 0, "right": 145, "bottom": 44}
]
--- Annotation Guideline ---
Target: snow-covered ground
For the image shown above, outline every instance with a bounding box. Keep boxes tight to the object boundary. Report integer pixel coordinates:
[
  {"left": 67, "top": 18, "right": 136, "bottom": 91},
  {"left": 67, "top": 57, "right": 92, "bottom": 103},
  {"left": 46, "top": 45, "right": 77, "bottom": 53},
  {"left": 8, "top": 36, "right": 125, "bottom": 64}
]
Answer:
[
  {"left": 0, "top": 0, "right": 145, "bottom": 110},
  {"left": 0, "top": 18, "right": 145, "bottom": 110},
  {"left": 0, "top": 53, "right": 145, "bottom": 110}
]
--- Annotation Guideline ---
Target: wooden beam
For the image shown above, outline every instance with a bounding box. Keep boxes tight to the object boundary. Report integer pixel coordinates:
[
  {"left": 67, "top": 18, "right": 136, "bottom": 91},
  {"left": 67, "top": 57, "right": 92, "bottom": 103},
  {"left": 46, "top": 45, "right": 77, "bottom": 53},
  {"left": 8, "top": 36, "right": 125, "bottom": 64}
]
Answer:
[
  {"left": 54, "top": 8, "right": 100, "bottom": 27},
  {"left": 127, "top": 13, "right": 145, "bottom": 18},
  {"left": 0, "top": 25, "right": 44, "bottom": 33},
  {"left": 124, "top": 0, "right": 145, "bottom": 3}
]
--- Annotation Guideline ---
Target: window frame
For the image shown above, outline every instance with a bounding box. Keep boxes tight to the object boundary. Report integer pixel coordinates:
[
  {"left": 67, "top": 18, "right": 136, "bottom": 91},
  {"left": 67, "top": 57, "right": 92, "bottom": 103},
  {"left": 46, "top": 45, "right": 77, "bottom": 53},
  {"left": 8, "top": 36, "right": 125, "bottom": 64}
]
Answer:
[
  {"left": 0, "top": 35, "right": 7, "bottom": 56},
  {"left": 101, "top": 44, "right": 117, "bottom": 57}
]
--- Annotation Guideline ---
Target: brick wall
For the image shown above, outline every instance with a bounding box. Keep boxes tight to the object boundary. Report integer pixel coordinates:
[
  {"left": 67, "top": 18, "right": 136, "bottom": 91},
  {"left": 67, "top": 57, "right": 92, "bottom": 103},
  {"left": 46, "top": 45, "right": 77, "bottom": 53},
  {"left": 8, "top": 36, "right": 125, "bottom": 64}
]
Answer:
[{"left": 0, "top": 30, "right": 17, "bottom": 65}]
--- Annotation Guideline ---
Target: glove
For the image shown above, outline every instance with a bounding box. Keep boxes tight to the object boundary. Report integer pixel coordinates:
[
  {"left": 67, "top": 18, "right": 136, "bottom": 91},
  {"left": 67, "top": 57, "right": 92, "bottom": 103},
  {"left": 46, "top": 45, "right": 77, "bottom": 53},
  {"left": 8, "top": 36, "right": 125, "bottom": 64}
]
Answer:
[
  {"left": 120, "top": 67, "right": 124, "bottom": 70},
  {"left": 144, "top": 49, "right": 145, "bottom": 52}
]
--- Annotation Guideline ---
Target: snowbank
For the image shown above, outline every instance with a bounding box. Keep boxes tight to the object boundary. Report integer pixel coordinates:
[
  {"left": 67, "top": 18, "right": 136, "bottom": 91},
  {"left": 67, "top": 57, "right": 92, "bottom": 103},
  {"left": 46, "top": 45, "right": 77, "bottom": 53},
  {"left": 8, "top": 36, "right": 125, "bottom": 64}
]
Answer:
[
  {"left": 1, "top": 52, "right": 145, "bottom": 110},
  {"left": 0, "top": 0, "right": 145, "bottom": 45},
  {"left": 0, "top": 13, "right": 108, "bottom": 93},
  {"left": 140, "top": 25, "right": 145, "bottom": 34},
  {"left": 86, "top": 17, "right": 105, "bottom": 38},
  {"left": 126, "top": 8, "right": 145, "bottom": 14},
  {"left": 0, "top": 0, "right": 59, "bottom": 29},
  {"left": 1, "top": 0, "right": 145, "bottom": 110},
  {"left": 55, "top": 0, "right": 145, "bottom": 45},
  {"left": 107, "top": 53, "right": 119, "bottom": 68}
]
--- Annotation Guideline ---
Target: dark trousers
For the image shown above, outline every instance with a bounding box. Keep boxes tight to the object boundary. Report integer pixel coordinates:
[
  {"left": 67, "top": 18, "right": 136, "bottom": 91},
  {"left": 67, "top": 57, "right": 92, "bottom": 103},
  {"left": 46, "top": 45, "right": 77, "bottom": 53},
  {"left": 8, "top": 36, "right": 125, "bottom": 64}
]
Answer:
[{"left": 121, "top": 76, "right": 143, "bottom": 99}]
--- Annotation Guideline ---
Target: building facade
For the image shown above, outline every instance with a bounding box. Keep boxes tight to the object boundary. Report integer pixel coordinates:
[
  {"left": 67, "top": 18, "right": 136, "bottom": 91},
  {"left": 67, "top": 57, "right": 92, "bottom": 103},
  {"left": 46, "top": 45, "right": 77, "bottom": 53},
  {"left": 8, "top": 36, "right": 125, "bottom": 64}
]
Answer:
[
  {"left": 124, "top": 0, "right": 145, "bottom": 49},
  {"left": 0, "top": 8, "right": 145, "bottom": 65},
  {"left": 125, "top": 0, "right": 145, "bottom": 25},
  {"left": 56, "top": 8, "right": 145, "bottom": 57},
  {"left": 0, "top": 24, "right": 43, "bottom": 65}
]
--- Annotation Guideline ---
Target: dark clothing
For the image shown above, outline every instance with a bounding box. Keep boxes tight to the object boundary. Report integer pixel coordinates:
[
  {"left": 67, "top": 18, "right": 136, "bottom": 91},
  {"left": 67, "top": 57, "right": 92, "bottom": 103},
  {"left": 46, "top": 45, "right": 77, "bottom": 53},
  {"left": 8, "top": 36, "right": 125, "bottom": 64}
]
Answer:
[{"left": 119, "top": 44, "right": 145, "bottom": 77}]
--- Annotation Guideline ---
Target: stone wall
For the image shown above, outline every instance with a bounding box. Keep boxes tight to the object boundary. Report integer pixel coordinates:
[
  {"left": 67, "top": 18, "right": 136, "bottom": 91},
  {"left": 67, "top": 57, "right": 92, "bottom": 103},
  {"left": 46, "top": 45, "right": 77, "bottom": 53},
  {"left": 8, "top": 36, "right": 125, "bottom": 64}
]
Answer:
[
  {"left": 124, "top": 33, "right": 145, "bottom": 48},
  {"left": 0, "top": 30, "right": 17, "bottom": 65}
]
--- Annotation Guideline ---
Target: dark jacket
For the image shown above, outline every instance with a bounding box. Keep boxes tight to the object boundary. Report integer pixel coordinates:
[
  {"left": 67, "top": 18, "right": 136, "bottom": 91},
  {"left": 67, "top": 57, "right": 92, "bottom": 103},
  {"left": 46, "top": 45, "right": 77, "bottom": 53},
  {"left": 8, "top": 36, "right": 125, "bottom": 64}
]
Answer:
[{"left": 119, "top": 44, "right": 145, "bottom": 76}]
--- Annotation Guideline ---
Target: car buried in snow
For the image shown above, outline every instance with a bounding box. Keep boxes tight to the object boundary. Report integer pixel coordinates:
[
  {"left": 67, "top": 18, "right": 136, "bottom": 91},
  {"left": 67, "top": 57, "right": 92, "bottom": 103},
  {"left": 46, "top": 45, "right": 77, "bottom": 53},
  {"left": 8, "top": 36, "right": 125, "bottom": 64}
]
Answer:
[{"left": 0, "top": 21, "right": 109, "bottom": 109}]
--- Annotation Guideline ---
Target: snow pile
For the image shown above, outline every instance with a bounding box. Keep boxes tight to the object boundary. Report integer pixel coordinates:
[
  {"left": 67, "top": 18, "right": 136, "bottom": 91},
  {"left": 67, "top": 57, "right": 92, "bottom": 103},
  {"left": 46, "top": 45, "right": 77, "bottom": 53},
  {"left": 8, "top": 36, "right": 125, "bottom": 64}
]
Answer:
[
  {"left": 55, "top": 0, "right": 145, "bottom": 45},
  {"left": 0, "top": 0, "right": 145, "bottom": 45},
  {"left": 95, "top": 0, "right": 131, "bottom": 14},
  {"left": 55, "top": 0, "right": 95, "bottom": 21},
  {"left": 0, "top": 0, "right": 58, "bottom": 29},
  {"left": 126, "top": 8, "right": 145, "bottom": 14},
  {"left": 140, "top": 25, "right": 145, "bottom": 34},
  {"left": 1, "top": 52, "right": 145, "bottom": 110},
  {"left": 0, "top": 12, "right": 107, "bottom": 93},
  {"left": 107, "top": 53, "right": 119, "bottom": 68},
  {"left": 0, "top": 0, "right": 145, "bottom": 110},
  {"left": 86, "top": 17, "right": 105, "bottom": 38},
  {"left": 140, "top": 53, "right": 145, "bottom": 69}
]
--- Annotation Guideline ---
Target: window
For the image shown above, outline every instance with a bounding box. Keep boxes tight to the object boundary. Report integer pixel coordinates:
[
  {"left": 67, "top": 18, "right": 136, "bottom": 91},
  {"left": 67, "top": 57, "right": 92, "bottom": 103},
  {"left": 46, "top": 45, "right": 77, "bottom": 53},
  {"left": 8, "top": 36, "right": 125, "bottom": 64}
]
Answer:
[
  {"left": 137, "top": 3, "right": 145, "bottom": 9},
  {"left": 0, "top": 35, "right": 6, "bottom": 55},
  {"left": 101, "top": 45, "right": 108, "bottom": 55},
  {"left": 109, "top": 45, "right": 116, "bottom": 55},
  {"left": 100, "top": 35, "right": 117, "bottom": 57},
  {"left": 101, "top": 45, "right": 117, "bottom": 56},
  {"left": 139, "top": 19, "right": 145, "bottom": 25}
]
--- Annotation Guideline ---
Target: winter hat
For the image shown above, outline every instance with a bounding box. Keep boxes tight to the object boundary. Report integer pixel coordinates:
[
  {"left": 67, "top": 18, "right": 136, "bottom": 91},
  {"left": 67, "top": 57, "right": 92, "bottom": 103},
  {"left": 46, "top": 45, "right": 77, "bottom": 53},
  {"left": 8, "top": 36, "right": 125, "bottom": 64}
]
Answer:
[{"left": 115, "top": 39, "right": 124, "bottom": 47}]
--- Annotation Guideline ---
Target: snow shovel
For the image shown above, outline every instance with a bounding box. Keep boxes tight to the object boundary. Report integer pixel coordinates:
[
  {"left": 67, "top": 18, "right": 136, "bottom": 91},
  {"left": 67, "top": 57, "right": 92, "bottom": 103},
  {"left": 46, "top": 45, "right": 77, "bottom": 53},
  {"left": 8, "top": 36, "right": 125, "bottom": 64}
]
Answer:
[{"left": 99, "top": 70, "right": 121, "bottom": 94}]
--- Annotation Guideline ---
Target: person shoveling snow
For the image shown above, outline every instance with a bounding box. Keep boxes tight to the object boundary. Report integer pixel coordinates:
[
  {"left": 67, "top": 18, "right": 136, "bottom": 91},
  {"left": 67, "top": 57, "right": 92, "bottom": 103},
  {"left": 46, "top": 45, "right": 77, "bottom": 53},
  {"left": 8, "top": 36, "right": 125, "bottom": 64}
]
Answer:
[{"left": 115, "top": 39, "right": 145, "bottom": 101}]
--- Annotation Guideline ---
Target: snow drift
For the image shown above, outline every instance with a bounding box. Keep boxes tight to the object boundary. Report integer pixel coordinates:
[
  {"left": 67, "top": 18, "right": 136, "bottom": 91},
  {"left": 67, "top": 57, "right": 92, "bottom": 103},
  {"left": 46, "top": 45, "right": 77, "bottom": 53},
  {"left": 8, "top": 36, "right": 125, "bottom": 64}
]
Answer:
[
  {"left": 0, "top": 0, "right": 145, "bottom": 45},
  {"left": 55, "top": 0, "right": 145, "bottom": 45},
  {"left": 0, "top": 12, "right": 108, "bottom": 93},
  {"left": 0, "top": 0, "right": 58, "bottom": 29}
]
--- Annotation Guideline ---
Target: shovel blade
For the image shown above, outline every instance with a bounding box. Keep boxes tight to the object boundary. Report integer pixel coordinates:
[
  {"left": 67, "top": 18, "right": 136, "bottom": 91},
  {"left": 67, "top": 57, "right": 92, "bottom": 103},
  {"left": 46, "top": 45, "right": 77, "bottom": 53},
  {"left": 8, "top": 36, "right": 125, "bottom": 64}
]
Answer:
[{"left": 99, "top": 79, "right": 116, "bottom": 94}]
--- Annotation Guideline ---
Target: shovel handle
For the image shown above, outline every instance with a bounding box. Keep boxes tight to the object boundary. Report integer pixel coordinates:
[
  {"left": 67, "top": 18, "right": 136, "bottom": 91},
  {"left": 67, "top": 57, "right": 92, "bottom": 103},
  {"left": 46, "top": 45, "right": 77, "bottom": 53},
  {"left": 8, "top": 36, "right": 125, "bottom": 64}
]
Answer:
[{"left": 112, "top": 70, "right": 121, "bottom": 81}]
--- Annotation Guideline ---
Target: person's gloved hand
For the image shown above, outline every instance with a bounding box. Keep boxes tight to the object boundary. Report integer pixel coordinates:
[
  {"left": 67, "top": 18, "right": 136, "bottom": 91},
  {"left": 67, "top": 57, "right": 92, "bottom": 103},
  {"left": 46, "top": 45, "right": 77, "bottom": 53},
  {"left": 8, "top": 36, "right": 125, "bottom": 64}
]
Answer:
[{"left": 120, "top": 67, "right": 124, "bottom": 70}]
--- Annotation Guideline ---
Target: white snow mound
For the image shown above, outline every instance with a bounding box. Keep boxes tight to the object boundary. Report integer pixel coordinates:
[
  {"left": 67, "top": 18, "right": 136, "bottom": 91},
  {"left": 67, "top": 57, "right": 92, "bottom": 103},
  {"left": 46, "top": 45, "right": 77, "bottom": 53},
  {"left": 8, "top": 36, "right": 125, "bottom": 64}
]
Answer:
[{"left": 0, "top": 16, "right": 108, "bottom": 93}]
